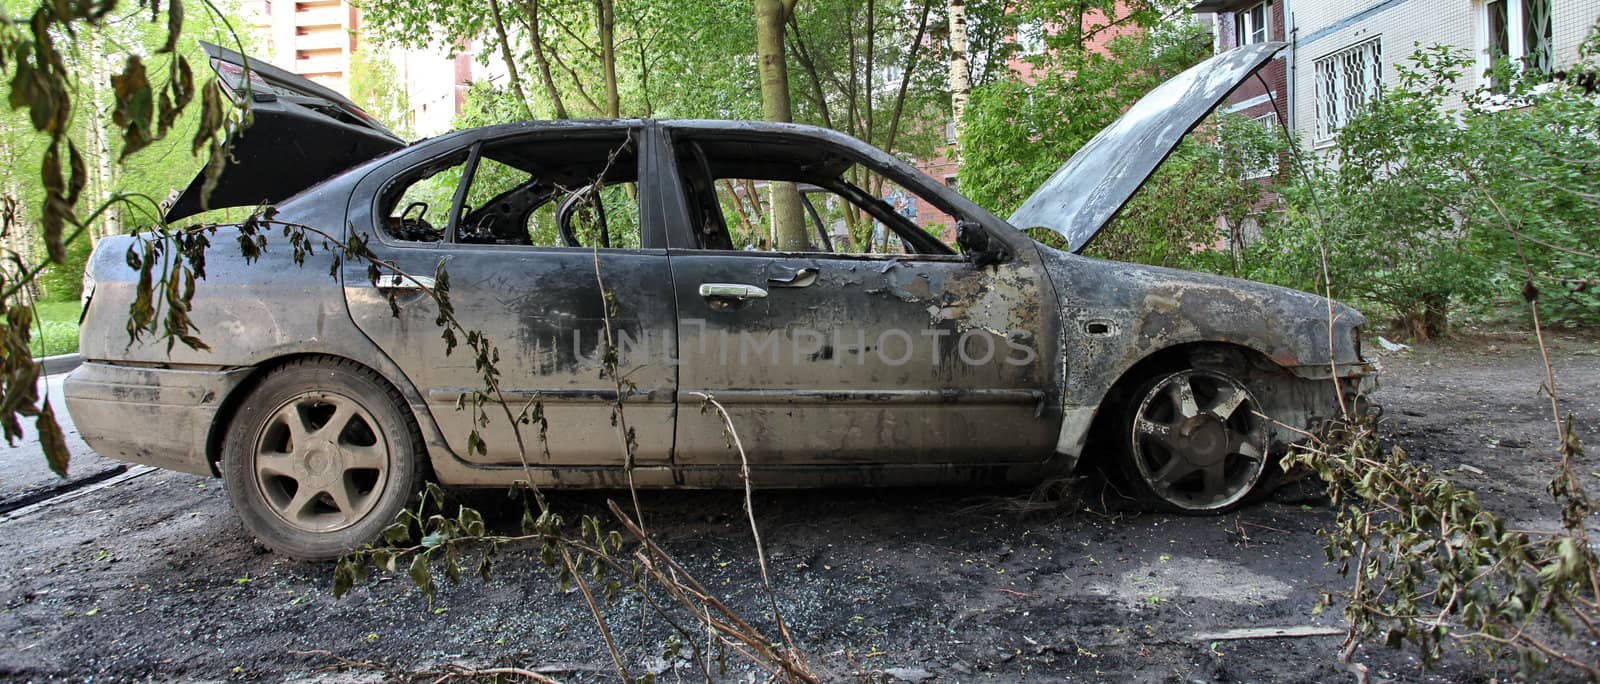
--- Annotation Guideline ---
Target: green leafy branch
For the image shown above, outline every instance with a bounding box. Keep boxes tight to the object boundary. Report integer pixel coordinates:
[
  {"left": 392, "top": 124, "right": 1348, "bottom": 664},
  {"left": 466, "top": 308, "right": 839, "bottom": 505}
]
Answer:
[{"left": 1285, "top": 418, "right": 1596, "bottom": 680}]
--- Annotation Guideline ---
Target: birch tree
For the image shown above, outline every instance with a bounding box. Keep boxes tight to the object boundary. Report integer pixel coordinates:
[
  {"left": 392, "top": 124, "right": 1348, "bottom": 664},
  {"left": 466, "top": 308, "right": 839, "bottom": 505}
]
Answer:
[{"left": 947, "top": 0, "right": 970, "bottom": 141}]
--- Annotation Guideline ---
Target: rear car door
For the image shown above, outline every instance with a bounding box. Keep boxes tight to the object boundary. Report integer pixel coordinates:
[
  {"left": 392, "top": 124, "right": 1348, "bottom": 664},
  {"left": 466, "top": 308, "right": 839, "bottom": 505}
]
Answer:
[
  {"left": 342, "top": 123, "right": 678, "bottom": 467},
  {"left": 660, "top": 126, "right": 1062, "bottom": 469}
]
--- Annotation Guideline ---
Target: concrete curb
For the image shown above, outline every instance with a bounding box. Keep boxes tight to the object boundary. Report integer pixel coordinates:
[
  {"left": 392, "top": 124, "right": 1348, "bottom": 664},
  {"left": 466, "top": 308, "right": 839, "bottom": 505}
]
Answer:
[{"left": 38, "top": 353, "right": 82, "bottom": 375}]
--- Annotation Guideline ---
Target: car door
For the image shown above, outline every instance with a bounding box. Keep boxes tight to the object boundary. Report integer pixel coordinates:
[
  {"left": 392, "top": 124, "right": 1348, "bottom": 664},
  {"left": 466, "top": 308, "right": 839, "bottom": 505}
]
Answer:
[
  {"left": 659, "top": 126, "right": 1062, "bottom": 468},
  {"left": 341, "top": 123, "right": 678, "bottom": 467}
]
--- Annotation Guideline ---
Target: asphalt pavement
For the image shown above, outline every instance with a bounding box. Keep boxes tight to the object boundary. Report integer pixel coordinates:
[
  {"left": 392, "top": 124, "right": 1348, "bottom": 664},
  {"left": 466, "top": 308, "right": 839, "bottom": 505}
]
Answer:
[{"left": 0, "top": 370, "right": 127, "bottom": 513}]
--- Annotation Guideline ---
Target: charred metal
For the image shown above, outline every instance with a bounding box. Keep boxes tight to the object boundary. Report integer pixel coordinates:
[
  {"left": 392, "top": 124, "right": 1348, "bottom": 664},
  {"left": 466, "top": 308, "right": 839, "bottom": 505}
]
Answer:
[{"left": 63, "top": 40, "right": 1372, "bottom": 557}]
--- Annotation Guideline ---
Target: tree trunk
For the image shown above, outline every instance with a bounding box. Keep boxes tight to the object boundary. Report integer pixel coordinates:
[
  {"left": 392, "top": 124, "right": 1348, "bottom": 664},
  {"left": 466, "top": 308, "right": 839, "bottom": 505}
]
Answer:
[
  {"left": 947, "top": 0, "right": 970, "bottom": 144},
  {"left": 739, "top": 178, "right": 766, "bottom": 223},
  {"left": 720, "top": 179, "right": 756, "bottom": 244},
  {"left": 754, "top": 0, "right": 807, "bottom": 250},
  {"left": 88, "top": 32, "right": 119, "bottom": 239},
  {"left": 521, "top": 0, "right": 570, "bottom": 119},
  {"left": 1069, "top": 0, "right": 1087, "bottom": 50},
  {"left": 487, "top": 0, "right": 534, "bottom": 119},
  {"left": 882, "top": 0, "right": 933, "bottom": 154},
  {"left": 598, "top": 0, "right": 620, "bottom": 117},
  {"left": 1401, "top": 293, "right": 1450, "bottom": 341},
  {"left": 786, "top": 16, "right": 834, "bottom": 129},
  {"left": 863, "top": 0, "right": 875, "bottom": 147}
]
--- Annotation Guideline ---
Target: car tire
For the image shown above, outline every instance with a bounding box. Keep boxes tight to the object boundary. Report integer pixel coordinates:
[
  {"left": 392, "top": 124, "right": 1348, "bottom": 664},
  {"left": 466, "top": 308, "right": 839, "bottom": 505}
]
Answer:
[
  {"left": 1117, "top": 369, "right": 1269, "bottom": 514},
  {"left": 222, "top": 357, "right": 425, "bottom": 560}
]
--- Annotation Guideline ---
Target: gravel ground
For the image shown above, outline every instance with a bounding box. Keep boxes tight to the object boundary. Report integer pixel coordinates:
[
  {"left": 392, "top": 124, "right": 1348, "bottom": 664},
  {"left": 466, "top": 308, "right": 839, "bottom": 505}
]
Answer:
[{"left": 1, "top": 329, "right": 1596, "bottom": 682}]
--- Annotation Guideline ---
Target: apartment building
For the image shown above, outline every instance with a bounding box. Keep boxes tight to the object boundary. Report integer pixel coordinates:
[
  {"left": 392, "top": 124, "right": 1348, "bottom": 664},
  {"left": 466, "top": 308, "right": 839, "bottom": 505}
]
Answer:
[
  {"left": 250, "top": 0, "right": 359, "bottom": 93},
  {"left": 1193, "top": 0, "right": 1290, "bottom": 138},
  {"left": 1193, "top": 0, "right": 1600, "bottom": 151},
  {"left": 248, "top": 1, "right": 497, "bottom": 138}
]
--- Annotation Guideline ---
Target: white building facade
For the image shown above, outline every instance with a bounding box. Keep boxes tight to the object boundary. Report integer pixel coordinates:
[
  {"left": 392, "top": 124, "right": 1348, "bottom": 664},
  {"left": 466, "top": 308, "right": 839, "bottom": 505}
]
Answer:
[{"left": 1198, "top": 1, "right": 1600, "bottom": 151}]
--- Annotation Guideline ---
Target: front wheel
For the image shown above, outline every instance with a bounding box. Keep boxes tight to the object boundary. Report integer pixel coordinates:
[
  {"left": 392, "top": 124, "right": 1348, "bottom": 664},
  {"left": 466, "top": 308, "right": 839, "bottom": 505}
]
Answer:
[
  {"left": 1119, "top": 369, "right": 1269, "bottom": 513},
  {"left": 222, "top": 358, "right": 425, "bottom": 560}
]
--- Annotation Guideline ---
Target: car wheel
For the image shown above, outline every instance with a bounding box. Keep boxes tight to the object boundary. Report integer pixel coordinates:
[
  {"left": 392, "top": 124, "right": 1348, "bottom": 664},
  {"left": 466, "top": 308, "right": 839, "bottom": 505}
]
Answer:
[
  {"left": 1120, "top": 369, "right": 1268, "bottom": 513},
  {"left": 222, "top": 358, "right": 424, "bottom": 560}
]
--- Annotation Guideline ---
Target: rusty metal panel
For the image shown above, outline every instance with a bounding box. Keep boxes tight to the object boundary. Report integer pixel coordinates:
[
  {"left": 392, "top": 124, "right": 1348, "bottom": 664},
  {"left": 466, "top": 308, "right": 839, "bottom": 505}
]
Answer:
[{"left": 1036, "top": 246, "right": 1370, "bottom": 457}]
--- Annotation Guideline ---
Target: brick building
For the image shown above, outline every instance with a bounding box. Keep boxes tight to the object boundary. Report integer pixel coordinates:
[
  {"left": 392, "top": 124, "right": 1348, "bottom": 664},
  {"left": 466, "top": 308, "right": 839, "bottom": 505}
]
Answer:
[{"left": 910, "top": 4, "right": 1147, "bottom": 242}]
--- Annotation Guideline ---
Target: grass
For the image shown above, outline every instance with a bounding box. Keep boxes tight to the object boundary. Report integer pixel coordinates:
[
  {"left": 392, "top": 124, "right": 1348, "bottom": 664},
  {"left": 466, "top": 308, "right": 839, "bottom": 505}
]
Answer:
[{"left": 28, "top": 300, "right": 82, "bottom": 358}]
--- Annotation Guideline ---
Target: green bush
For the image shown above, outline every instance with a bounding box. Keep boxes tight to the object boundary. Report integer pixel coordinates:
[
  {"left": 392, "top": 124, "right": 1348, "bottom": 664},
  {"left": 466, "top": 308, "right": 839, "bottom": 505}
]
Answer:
[
  {"left": 35, "top": 232, "right": 92, "bottom": 303},
  {"left": 1246, "top": 41, "right": 1600, "bottom": 338},
  {"left": 958, "top": 21, "right": 1212, "bottom": 217},
  {"left": 27, "top": 301, "right": 81, "bottom": 357}
]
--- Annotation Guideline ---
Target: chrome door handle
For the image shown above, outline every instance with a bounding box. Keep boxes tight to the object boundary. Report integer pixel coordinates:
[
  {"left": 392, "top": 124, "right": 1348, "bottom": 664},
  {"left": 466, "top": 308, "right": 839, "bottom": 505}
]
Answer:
[
  {"left": 374, "top": 274, "right": 436, "bottom": 290},
  {"left": 768, "top": 267, "right": 818, "bottom": 287},
  {"left": 698, "top": 283, "right": 768, "bottom": 300}
]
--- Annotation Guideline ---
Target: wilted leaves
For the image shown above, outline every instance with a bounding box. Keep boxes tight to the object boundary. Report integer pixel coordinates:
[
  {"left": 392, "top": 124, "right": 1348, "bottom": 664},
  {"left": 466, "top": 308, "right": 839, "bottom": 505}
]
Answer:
[
  {"left": 36, "top": 401, "right": 68, "bottom": 477},
  {"left": 3, "top": 0, "right": 239, "bottom": 479},
  {"left": 110, "top": 56, "right": 155, "bottom": 157}
]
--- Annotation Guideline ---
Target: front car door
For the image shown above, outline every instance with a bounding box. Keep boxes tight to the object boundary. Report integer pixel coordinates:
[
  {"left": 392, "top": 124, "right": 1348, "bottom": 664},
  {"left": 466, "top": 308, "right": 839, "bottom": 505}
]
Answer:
[
  {"left": 342, "top": 122, "right": 679, "bottom": 475},
  {"left": 658, "top": 123, "right": 1064, "bottom": 478}
]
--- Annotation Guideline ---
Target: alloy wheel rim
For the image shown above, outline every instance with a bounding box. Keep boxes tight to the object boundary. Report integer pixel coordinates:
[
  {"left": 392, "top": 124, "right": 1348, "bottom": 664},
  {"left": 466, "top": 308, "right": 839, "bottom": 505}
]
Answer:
[
  {"left": 1130, "top": 370, "right": 1268, "bottom": 511},
  {"left": 252, "top": 391, "right": 390, "bottom": 533}
]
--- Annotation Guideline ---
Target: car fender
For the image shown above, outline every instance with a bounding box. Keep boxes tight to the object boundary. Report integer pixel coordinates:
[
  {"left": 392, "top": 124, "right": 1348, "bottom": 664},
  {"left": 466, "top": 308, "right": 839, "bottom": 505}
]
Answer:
[{"left": 1036, "top": 248, "right": 1372, "bottom": 460}]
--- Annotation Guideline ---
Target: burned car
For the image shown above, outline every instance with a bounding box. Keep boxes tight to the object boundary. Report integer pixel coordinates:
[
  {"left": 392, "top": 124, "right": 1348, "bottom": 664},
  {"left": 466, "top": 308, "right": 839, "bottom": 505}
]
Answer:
[{"left": 65, "top": 41, "right": 1373, "bottom": 559}]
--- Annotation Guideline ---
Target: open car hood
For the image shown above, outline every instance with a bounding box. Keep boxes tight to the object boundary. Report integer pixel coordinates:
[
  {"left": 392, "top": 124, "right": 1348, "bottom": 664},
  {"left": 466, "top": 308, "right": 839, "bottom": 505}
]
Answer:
[
  {"left": 165, "top": 42, "right": 406, "bottom": 221},
  {"left": 1007, "top": 42, "right": 1285, "bottom": 254}
]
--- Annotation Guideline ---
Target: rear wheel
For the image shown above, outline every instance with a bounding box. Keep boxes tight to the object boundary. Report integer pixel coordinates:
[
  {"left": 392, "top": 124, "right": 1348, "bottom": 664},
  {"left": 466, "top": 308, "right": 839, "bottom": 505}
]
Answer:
[
  {"left": 1119, "top": 369, "right": 1268, "bottom": 513},
  {"left": 222, "top": 358, "right": 424, "bottom": 560}
]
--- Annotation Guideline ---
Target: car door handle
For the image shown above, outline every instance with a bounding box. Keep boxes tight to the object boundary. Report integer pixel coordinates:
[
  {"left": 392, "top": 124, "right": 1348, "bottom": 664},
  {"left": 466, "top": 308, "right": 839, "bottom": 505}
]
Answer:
[
  {"left": 698, "top": 283, "right": 768, "bottom": 300},
  {"left": 374, "top": 274, "right": 436, "bottom": 290},
  {"left": 767, "top": 267, "right": 818, "bottom": 288}
]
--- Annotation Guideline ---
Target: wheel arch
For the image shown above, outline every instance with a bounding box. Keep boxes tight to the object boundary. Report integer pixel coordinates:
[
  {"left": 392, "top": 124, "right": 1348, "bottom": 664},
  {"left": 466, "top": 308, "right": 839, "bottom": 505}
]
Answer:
[
  {"left": 1076, "top": 340, "right": 1280, "bottom": 470},
  {"left": 203, "top": 352, "right": 438, "bottom": 476}
]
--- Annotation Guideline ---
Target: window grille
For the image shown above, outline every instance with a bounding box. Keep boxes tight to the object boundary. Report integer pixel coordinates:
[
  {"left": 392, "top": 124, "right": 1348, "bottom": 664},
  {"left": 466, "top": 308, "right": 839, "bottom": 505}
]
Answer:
[
  {"left": 1245, "top": 112, "right": 1280, "bottom": 178},
  {"left": 1485, "top": 0, "right": 1553, "bottom": 79},
  {"left": 1313, "top": 38, "right": 1382, "bottom": 143}
]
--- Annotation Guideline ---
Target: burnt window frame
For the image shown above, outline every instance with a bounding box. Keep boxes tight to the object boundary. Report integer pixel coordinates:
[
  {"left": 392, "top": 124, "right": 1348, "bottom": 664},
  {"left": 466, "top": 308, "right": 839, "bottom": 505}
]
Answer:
[
  {"left": 369, "top": 127, "right": 657, "bottom": 252},
  {"left": 663, "top": 130, "right": 960, "bottom": 259}
]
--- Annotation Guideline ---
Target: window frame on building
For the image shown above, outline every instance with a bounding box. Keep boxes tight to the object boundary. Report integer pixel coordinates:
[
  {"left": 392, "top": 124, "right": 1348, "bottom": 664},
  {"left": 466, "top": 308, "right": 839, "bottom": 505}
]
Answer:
[
  {"left": 1237, "top": 2, "right": 1271, "bottom": 46},
  {"left": 1312, "top": 37, "right": 1383, "bottom": 145},
  {"left": 1480, "top": 0, "right": 1554, "bottom": 80},
  {"left": 1243, "top": 111, "right": 1280, "bottom": 179}
]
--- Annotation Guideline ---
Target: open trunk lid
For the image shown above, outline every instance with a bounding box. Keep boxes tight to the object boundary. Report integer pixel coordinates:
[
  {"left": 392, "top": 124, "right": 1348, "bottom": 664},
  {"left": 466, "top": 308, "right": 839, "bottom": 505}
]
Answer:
[
  {"left": 165, "top": 41, "right": 406, "bottom": 221},
  {"left": 1007, "top": 42, "right": 1285, "bottom": 253}
]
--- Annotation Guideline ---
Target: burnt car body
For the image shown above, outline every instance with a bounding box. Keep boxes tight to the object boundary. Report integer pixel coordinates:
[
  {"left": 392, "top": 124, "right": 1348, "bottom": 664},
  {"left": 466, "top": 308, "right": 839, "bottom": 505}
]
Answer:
[{"left": 65, "top": 41, "right": 1374, "bottom": 558}]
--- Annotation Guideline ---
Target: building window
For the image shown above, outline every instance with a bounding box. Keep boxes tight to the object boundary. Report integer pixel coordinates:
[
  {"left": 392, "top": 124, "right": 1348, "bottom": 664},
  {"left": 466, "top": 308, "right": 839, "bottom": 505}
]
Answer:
[
  {"left": 1237, "top": 2, "right": 1270, "bottom": 46},
  {"left": 1017, "top": 20, "right": 1045, "bottom": 56},
  {"left": 1483, "top": 0, "right": 1553, "bottom": 78},
  {"left": 1244, "top": 112, "right": 1279, "bottom": 178},
  {"left": 1313, "top": 38, "right": 1383, "bottom": 143}
]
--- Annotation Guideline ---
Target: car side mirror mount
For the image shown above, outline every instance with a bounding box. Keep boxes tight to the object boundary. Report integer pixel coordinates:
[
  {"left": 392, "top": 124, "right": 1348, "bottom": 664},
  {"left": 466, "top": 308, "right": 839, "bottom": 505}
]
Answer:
[{"left": 956, "top": 219, "right": 1012, "bottom": 268}]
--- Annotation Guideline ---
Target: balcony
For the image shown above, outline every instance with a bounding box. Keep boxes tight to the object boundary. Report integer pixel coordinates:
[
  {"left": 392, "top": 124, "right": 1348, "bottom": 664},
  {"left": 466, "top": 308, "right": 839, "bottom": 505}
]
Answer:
[
  {"left": 295, "top": 29, "right": 347, "bottom": 51},
  {"left": 293, "top": 6, "right": 344, "bottom": 28},
  {"left": 293, "top": 55, "right": 346, "bottom": 77}
]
